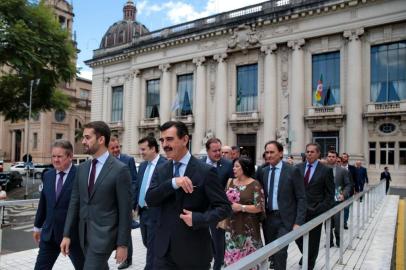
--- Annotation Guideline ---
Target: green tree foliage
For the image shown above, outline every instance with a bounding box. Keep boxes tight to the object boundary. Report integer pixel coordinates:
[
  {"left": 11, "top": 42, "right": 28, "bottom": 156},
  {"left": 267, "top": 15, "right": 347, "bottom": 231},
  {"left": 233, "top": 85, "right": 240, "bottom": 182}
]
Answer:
[{"left": 0, "top": 0, "right": 75, "bottom": 121}]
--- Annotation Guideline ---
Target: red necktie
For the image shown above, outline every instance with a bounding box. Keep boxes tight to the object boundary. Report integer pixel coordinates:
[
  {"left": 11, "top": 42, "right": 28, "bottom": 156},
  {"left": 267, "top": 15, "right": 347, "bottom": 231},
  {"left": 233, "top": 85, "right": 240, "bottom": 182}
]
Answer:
[
  {"left": 304, "top": 164, "right": 312, "bottom": 186},
  {"left": 88, "top": 159, "right": 98, "bottom": 195}
]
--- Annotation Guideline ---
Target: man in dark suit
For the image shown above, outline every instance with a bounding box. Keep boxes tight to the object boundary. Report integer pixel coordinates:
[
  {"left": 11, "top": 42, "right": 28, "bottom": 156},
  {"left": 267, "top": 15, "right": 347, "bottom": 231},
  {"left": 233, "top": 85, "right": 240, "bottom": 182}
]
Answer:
[
  {"left": 134, "top": 136, "right": 166, "bottom": 270},
  {"left": 108, "top": 136, "right": 138, "bottom": 269},
  {"left": 258, "top": 141, "right": 306, "bottom": 270},
  {"left": 61, "top": 121, "right": 132, "bottom": 270},
  {"left": 146, "top": 121, "right": 231, "bottom": 270},
  {"left": 341, "top": 153, "right": 357, "bottom": 229},
  {"left": 381, "top": 167, "right": 392, "bottom": 194},
  {"left": 33, "top": 140, "right": 84, "bottom": 270},
  {"left": 295, "top": 143, "right": 335, "bottom": 270},
  {"left": 326, "top": 150, "right": 352, "bottom": 247},
  {"left": 201, "top": 137, "right": 233, "bottom": 270},
  {"left": 355, "top": 160, "right": 368, "bottom": 193}
]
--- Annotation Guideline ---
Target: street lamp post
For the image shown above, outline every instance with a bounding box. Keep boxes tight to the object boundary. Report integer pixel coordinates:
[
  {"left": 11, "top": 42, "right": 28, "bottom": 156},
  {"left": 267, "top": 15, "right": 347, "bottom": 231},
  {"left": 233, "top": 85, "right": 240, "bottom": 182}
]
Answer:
[{"left": 24, "top": 79, "right": 39, "bottom": 200}]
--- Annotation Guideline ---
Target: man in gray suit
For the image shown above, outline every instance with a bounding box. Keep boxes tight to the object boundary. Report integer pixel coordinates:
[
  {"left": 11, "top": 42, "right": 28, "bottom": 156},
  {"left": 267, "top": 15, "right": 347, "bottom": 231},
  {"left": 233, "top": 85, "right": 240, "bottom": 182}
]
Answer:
[
  {"left": 258, "top": 141, "right": 306, "bottom": 270},
  {"left": 61, "top": 121, "right": 132, "bottom": 270},
  {"left": 326, "top": 150, "right": 352, "bottom": 247}
]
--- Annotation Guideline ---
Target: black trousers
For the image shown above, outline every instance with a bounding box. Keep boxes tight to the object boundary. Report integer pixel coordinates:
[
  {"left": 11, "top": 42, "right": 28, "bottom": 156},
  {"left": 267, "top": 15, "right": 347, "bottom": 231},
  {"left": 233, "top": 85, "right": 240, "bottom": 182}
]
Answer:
[
  {"left": 295, "top": 222, "right": 322, "bottom": 270},
  {"left": 264, "top": 211, "right": 290, "bottom": 270},
  {"left": 209, "top": 222, "right": 225, "bottom": 270},
  {"left": 154, "top": 246, "right": 210, "bottom": 270},
  {"left": 140, "top": 208, "right": 157, "bottom": 270}
]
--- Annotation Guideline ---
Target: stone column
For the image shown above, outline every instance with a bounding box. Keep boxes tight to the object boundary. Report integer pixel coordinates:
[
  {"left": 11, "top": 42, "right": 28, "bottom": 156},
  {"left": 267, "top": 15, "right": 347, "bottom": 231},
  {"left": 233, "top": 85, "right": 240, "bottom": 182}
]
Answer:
[
  {"left": 159, "top": 64, "right": 172, "bottom": 124},
  {"left": 344, "top": 28, "right": 364, "bottom": 159},
  {"left": 214, "top": 53, "right": 228, "bottom": 142},
  {"left": 192, "top": 57, "right": 206, "bottom": 154},
  {"left": 261, "top": 44, "right": 278, "bottom": 141},
  {"left": 11, "top": 130, "right": 16, "bottom": 161},
  {"left": 287, "top": 39, "right": 306, "bottom": 156},
  {"left": 129, "top": 69, "right": 141, "bottom": 155}
]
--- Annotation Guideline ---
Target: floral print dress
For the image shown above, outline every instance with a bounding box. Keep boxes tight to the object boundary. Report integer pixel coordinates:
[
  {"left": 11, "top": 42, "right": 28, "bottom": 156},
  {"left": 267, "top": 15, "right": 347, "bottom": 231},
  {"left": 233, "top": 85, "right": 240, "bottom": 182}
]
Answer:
[{"left": 224, "top": 179, "right": 265, "bottom": 267}]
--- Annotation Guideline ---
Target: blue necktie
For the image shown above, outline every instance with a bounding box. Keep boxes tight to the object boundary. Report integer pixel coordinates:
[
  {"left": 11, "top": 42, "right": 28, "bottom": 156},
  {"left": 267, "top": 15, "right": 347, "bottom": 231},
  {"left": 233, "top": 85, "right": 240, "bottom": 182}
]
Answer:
[
  {"left": 138, "top": 162, "right": 152, "bottom": 208},
  {"left": 174, "top": 162, "right": 182, "bottom": 177}
]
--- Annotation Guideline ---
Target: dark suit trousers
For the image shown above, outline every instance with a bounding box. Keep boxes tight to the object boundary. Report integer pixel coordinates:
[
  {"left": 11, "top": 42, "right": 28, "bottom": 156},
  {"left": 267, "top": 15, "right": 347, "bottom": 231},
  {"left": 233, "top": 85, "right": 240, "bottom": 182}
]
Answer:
[
  {"left": 127, "top": 232, "right": 134, "bottom": 263},
  {"left": 209, "top": 223, "right": 225, "bottom": 270},
  {"left": 83, "top": 249, "right": 111, "bottom": 270},
  {"left": 35, "top": 233, "right": 84, "bottom": 270},
  {"left": 295, "top": 220, "right": 322, "bottom": 270},
  {"left": 154, "top": 248, "right": 210, "bottom": 270},
  {"left": 140, "top": 208, "right": 157, "bottom": 270},
  {"left": 264, "top": 211, "right": 289, "bottom": 270}
]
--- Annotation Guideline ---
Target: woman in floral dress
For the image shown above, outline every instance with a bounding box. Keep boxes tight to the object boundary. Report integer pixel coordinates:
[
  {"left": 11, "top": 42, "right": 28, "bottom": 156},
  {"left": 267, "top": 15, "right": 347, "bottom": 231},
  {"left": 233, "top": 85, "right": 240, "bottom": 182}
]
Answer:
[{"left": 224, "top": 156, "right": 265, "bottom": 267}]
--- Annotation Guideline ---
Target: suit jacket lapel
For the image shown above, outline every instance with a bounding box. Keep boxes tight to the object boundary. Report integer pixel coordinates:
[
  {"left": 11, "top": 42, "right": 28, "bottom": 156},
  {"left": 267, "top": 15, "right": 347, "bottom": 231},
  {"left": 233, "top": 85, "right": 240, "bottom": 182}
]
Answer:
[
  {"left": 89, "top": 155, "right": 114, "bottom": 200},
  {"left": 309, "top": 163, "right": 322, "bottom": 185},
  {"left": 263, "top": 166, "right": 270, "bottom": 199},
  {"left": 277, "top": 163, "right": 287, "bottom": 200},
  {"left": 55, "top": 166, "right": 76, "bottom": 205},
  {"left": 50, "top": 171, "right": 57, "bottom": 206}
]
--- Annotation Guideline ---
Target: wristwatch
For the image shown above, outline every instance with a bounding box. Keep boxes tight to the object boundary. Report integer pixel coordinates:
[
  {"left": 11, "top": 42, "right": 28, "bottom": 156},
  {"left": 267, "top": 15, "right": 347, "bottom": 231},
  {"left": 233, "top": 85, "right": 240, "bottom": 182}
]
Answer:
[{"left": 241, "top": 205, "right": 246, "bottom": 212}]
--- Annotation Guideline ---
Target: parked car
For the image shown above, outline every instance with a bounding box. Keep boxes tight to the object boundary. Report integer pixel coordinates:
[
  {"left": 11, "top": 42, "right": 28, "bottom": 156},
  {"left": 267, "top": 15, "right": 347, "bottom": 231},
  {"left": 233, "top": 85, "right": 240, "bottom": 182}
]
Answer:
[
  {"left": 0, "top": 171, "right": 23, "bottom": 191},
  {"left": 10, "top": 162, "right": 35, "bottom": 176},
  {"left": 0, "top": 160, "right": 3, "bottom": 172},
  {"left": 33, "top": 163, "right": 54, "bottom": 179},
  {"left": 72, "top": 154, "right": 91, "bottom": 165}
]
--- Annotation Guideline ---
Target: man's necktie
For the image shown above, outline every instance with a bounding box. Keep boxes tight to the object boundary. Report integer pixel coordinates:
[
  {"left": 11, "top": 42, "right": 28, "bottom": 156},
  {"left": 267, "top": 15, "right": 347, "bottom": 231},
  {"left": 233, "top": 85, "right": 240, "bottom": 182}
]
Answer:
[
  {"left": 174, "top": 162, "right": 182, "bottom": 177},
  {"left": 55, "top": 171, "right": 65, "bottom": 200},
  {"left": 138, "top": 162, "right": 152, "bottom": 208},
  {"left": 304, "top": 164, "right": 312, "bottom": 186},
  {"left": 88, "top": 159, "right": 98, "bottom": 195},
  {"left": 268, "top": 167, "right": 276, "bottom": 210}
]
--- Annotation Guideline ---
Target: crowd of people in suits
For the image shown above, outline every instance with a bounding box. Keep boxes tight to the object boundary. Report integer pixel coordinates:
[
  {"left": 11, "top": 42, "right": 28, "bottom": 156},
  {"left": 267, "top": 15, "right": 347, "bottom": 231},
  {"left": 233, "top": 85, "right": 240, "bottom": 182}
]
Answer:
[{"left": 32, "top": 120, "right": 376, "bottom": 270}]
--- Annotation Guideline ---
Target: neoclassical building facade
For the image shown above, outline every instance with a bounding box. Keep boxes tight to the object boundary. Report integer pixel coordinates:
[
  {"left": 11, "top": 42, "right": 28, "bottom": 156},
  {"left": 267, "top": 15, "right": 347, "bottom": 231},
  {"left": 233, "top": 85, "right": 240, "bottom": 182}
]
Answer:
[{"left": 87, "top": 0, "right": 406, "bottom": 186}]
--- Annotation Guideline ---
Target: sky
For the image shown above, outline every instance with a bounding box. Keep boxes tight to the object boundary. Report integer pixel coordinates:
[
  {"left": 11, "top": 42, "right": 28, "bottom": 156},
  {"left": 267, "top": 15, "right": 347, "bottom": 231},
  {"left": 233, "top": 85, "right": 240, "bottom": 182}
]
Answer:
[{"left": 73, "top": 0, "right": 265, "bottom": 80}]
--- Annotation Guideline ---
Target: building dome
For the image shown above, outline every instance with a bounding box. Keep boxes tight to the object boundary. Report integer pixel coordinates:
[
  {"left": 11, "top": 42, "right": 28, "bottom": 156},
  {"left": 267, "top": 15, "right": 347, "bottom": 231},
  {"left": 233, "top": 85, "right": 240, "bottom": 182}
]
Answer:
[{"left": 99, "top": 0, "right": 149, "bottom": 49}]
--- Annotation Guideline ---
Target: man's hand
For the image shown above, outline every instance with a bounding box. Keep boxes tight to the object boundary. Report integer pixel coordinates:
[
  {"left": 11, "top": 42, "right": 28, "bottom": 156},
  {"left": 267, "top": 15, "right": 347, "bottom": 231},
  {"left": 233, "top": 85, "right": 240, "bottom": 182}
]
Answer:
[
  {"left": 115, "top": 246, "right": 128, "bottom": 264},
  {"left": 180, "top": 209, "right": 193, "bottom": 227},
  {"left": 175, "top": 176, "right": 194, "bottom": 193},
  {"left": 231, "top": 203, "right": 242, "bottom": 213},
  {"left": 293, "top": 224, "right": 300, "bottom": 230},
  {"left": 33, "top": 231, "right": 41, "bottom": 244},
  {"left": 337, "top": 194, "right": 344, "bottom": 201},
  {"left": 60, "top": 237, "right": 71, "bottom": 256}
]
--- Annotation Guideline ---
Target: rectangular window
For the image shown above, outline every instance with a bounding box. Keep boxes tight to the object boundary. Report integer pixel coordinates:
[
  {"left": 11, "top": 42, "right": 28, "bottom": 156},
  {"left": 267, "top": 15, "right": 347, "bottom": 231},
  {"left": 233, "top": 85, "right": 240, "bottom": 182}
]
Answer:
[
  {"left": 371, "top": 41, "right": 406, "bottom": 102},
  {"left": 111, "top": 86, "right": 123, "bottom": 122},
  {"left": 176, "top": 74, "right": 193, "bottom": 116},
  {"left": 369, "top": 142, "right": 376, "bottom": 165},
  {"left": 56, "top": 133, "right": 63, "bottom": 140},
  {"left": 146, "top": 79, "right": 160, "bottom": 118},
  {"left": 236, "top": 64, "right": 258, "bottom": 112},
  {"left": 400, "top": 142, "right": 406, "bottom": 165},
  {"left": 380, "top": 142, "right": 395, "bottom": 165},
  {"left": 312, "top": 51, "right": 340, "bottom": 106},
  {"left": 33, "top": 133, "right": 38, "bottom": 149}
]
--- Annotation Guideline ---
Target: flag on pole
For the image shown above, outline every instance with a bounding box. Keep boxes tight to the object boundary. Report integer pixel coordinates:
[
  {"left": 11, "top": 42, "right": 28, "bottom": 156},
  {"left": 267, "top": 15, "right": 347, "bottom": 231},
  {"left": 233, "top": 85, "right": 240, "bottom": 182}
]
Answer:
[
  {"left": 324, "top": 85, "right": 331, "bottom": 106},
  {"left": 181, "top": 91, "right": 192, "bottom": 115},
  {"left": 171, "top": 93, "right": 180, "bottom": 112},
  {"left": 314, "top": 74, "right": 323, "bottom": 104}
]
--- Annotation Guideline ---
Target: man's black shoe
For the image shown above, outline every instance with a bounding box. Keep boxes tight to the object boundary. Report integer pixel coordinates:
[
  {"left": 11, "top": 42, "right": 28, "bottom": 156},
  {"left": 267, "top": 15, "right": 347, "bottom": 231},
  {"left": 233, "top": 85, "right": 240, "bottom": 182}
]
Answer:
[
  {"left": 299, "top": 257, "right": 302, "bottom": 266},
  {"left": 344, "top": 223, "right": 349, "bottom": 230},
  {"left": 118, "top": 259, "right": 132, "bottom": 269}
]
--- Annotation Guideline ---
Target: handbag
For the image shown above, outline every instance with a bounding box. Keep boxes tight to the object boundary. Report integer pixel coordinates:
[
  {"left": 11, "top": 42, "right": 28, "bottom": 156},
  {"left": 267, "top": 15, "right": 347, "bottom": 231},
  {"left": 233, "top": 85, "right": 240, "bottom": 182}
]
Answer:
[{"left": 217, "top": 178, "right": 233, "bottom": 230}]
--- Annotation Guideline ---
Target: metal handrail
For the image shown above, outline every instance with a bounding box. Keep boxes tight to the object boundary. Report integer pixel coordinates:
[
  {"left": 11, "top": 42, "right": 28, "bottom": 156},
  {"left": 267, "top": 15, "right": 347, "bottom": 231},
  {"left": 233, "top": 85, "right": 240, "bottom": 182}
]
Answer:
[
  {"left": 0, "top": 199, "right": 39, "bottom": 207},
  {"left": 225, "top": 180, "right": 386, "bottom": 270}
]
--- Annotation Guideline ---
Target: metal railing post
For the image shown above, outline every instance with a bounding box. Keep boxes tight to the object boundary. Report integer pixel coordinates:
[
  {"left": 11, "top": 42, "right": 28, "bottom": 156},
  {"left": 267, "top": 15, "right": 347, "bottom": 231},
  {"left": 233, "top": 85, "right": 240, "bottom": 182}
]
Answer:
[
  {"left": 339, "top": 209, "right": 344, "bottom": 264},
  {"left": 302, "top": 233, "right": 309, "bottom": 270},
  {"left": 349, "top": 202, "right": 353, "bottom": 249},
  {"left": 366, "top": 191, "right": 369, "bottom": 221},
  {"left": 356, "top": 199, "right": 360, "bottom": 238},
  {"left": 361, "top": 194, "right": 365, "bottom": 230},
  {"left": 325, "top": 218, "right": 331, "bottom": 270}
]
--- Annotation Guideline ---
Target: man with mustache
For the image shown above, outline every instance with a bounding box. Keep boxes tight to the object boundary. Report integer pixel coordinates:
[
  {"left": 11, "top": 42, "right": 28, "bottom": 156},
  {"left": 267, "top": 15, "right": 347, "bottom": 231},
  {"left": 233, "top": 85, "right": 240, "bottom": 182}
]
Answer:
[{"left": 146, "top": 121, "right": 231, "bottom": 269}]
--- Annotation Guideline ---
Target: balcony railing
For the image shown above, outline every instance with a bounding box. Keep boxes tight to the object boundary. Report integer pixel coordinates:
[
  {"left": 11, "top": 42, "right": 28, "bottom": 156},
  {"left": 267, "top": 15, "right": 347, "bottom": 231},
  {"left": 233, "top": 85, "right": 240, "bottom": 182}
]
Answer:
[{"left": 306, "top": 105, "right": 343, "bottom": 117}]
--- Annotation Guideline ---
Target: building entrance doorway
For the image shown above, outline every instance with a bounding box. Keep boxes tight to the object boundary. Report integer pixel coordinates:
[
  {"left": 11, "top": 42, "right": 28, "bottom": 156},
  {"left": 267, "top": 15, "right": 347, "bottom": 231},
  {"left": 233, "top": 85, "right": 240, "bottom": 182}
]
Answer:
[
  {"left": 237, "top": 134, "right": 256, "bottom": 163},
  {"left": 14, "top": 130, "right": 22, "bottom": 162},
  {"left": 313, "top": 131, "right": 339, "bottom": 159}
]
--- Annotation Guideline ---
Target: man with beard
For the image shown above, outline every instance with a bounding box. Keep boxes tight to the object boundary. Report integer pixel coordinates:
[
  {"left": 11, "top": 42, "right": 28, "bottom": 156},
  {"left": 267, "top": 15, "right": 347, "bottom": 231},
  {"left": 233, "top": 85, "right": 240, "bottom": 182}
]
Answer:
[
  {"left": 201, "top": 137, "right": 233, "bottom": 270},
  {"left": 146, "top": 121, "right": 231, "bottom": 269},
  {"left": 61, "top": 121, "right": 132, "bottom": 269}
]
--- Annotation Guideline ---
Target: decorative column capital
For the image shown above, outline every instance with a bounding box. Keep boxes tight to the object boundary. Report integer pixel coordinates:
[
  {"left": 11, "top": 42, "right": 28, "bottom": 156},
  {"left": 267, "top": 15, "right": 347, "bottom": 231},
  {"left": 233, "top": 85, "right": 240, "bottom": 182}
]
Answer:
[
  {"left": 287, "top": 39, "right": 305, "bottom": 50},
  {"left": 193, "top": 56, "right": 206, "bottom": 66},
  {"left": 260, "top": 44, "right": 278, "bottom": 55},
  {"left": 130, "top": 68, "right": 141, "bottom": 78},
  {"left": 159, "top": 63, "right": 171, "bottom": 72},
  {"left": 213, "top": 53, "right": 228, "bottom": 63},
  {"left": 343, "top": 28, "right": 364, "bottom": 41}
]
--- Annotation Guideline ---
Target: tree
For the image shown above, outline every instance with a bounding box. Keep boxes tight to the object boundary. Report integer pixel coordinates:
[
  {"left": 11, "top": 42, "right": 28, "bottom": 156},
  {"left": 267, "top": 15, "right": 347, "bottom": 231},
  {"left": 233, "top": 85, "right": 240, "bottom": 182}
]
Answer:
[{"left": 0, "top": 0, "right": 75, "bottom": 121}]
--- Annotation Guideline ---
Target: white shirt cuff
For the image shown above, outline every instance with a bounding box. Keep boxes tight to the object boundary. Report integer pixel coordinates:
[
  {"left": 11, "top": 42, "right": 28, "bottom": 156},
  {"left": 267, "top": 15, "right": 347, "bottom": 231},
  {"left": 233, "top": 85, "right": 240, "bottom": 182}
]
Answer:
[
  {"left": 171, "top": 178, "right": 179, "bottom": 189},
  {"left": 33, "top": 226, "right": 42, "bottom": 232}
]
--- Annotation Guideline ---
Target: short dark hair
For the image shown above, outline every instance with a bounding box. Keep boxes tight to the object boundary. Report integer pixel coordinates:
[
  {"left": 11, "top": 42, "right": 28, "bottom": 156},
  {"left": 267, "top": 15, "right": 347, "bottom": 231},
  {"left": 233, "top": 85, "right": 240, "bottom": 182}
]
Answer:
[
  {"left": 159, "top": 121, "right": 189, "bottom": 139},
  {"left": 306, "top": 142, "right": 321, "bottom": 153},
  {"left": 233, "top": 156, "right": 255, "bottom": 178},
  {"left": 138, "top": 136, "right": 159, "bottom": 153},
  {"left": 264, "top": 140, "right": 283, "bottom": 152},
  {"left": 83, "top": 121, "right": 111, "bottom": 147},
  {"left": 231, "top": 146, "right": 240, "bottom": 152},
  {"left": 52, "top": 139, "right": 73, "bottom": 156},
  {"left": 327, "top": 150, "right": 338, "bottom": 157},
  {"left": 206, "top": 138, "right": 222, "bottom": 151}
]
